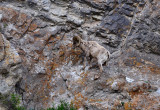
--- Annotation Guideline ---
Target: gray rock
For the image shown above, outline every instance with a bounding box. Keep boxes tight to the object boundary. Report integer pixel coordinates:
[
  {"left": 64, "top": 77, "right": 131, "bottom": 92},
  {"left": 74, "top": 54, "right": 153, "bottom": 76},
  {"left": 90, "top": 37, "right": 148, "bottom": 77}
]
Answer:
[
  {"left": 67, "top": 14, "right": 84, "bottom": 26},
  {"left": 101, "top": 13, "right": 130, "bottom": 35},
  {"left": 0, "top": 34, "right": 22, "bottom": 94},
  {"left": 27, "top": 0, "right": 51, "bottom": 11},
  {"left": 127, "top": 3, "right": 160, "bottom": 55},
  {"left": 50, "top": 4, "right": 67, "bottom": 17},
  {"left": 0, "top": 104, "right": 7, "bottom": 110},
  {"left": 118, "top": 4, "right": 135, "bottom": 17},
  {"left": 27, "top": 0, "right": 38, "bottom": 7}
]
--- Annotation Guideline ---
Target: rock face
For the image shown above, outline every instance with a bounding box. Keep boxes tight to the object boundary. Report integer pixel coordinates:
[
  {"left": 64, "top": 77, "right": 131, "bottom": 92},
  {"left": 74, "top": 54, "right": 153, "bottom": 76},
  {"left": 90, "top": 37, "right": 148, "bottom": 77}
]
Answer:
[
  {"left": 0, "top": 0, "right": 160, "bottom": 110},
  {"left": 0, "top": 33, "right": 22, "bottom": 94}
]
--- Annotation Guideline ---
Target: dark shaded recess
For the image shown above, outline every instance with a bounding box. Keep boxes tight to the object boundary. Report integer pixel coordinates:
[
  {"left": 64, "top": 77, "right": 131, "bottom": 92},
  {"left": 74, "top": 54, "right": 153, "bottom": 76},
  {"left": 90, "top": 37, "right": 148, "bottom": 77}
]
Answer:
[
  {"left": 96, "top": 29, "right": 121, "bottom": 48},
  {"left": 105, "top": 0, "right": 118, "bottom": 11},
  {"left": 101, "top": 13, "right": 130, "bottom": 35},
  {"left": 26, "top": 0, "right": 37, "bottom": 8},
  {"left": 125, "top": 0, "right": 134, "bottom": 5},
  {"left": 95, "top": 13, "right": 131, "bottom": 48},
  {"left": 104, "top": 39, "right": 121, "bottom": 48},
  {"left": 77, "top": 0, "right": 106, "bottom": 10},
  {"left": 37, "top": 14, "right": 55, "bottom": 23},
  {"left": 0, "top": 68, "right": 9, "bottom": 77},
  {"left": 15, "top": 79, "right": 25, "bottom": 97},
  {"left": 118, "top": 4, "right": 135, "bottom": 17},
  {"left": 131, "top": 31, "right": 160, "bottom": 55}
]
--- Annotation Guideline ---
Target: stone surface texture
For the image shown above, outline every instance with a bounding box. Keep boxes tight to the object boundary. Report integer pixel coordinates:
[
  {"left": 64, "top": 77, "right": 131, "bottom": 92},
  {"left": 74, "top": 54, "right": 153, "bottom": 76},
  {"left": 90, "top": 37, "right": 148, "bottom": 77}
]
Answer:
[{"left": 0, "top": 0, "right": 160, "bottom": 109}]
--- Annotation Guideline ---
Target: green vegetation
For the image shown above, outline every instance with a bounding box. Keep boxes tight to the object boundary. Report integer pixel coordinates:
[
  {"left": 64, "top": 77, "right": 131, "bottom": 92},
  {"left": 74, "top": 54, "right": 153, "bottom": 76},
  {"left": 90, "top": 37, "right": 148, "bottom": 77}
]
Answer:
[
  {"left": 0, "top": 93, "right": 25, "bottom": 110},
  {"left": 3, "top": 23, "right": 8, "bottom": 28},
  {"left": 10, "top": 93, "right": 26, "bottom": 110},
  {"left": 47, "top": 101, "right": 77, "bottom": 110},
  {"left": 0, "top": 93, "right": 8, "bottom": 104},
  {"left": 0, "top": 93, "right": 77, "bottom": 110}
]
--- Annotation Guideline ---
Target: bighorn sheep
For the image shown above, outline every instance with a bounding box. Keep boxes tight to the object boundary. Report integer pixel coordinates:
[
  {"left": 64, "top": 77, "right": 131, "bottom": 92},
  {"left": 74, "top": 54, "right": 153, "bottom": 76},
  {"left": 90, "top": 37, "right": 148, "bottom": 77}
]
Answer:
[{"left": 72, "top": 36, "right": 110, "bottom": 73}]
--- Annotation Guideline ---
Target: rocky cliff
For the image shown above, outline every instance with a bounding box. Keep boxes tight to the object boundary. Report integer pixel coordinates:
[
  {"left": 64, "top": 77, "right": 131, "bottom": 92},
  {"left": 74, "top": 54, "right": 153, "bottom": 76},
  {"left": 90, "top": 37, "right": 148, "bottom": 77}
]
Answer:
[{"left": 0, "top": 0, "right": 160, "bottom": 109}]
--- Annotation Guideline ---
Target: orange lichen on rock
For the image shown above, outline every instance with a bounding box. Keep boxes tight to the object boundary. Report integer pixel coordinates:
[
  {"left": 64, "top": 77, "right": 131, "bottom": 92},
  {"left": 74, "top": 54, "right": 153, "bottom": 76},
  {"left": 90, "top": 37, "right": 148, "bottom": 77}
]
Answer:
[
  {"left": 124, "top": 57, "right": 160, "bottom": 74},
  {"left": 147, "top": 66, "right": 160, "bottom": 74},
  {"left": 55, "top": 36, "right": 61, "bottom": 40},
  {"left": 124, "top": 102, "right": 132, "bottom": 110},
  {"left": 58, "top": 87, "right": 66, "bottom": 95},
  {"left": 129, "top": 90, "right": 144, "bottom": 99},
  {"left": 131, "top": 94, "right": 160, "bottom": 110},
  {"left": 0, "top": 7, "right": 18, "bottom": 23},
  {"left": 76, "top": 78, "right": 86, "bottom": 86},
  {"left": 89, "top": 99, "right": 103, "bottom": 103},
  {"left": 29, "top": 23, "right": 38, "bottom": 32},
  {"left": 17, "top": 13, "right": 27, "bottom": 26},
  {"left": 73, "top": 93, "right": 87, "bottom": 109}
]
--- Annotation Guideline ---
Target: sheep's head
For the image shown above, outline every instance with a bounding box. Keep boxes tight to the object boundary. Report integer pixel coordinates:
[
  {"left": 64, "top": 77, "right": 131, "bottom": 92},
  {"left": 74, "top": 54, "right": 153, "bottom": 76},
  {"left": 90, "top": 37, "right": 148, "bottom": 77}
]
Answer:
[{"left": 72, "top": 36, "right": 81, "bottom": 49}]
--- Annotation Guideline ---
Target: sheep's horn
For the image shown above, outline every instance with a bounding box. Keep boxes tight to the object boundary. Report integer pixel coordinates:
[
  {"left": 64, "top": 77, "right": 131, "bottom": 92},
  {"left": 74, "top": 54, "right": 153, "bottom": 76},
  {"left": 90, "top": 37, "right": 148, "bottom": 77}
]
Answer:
[
  {"left": 77, "top": 36, "right": 82, "bottom": 45},
  {"left": 73, "top": 36, "right": 81, "bottom": 46}
]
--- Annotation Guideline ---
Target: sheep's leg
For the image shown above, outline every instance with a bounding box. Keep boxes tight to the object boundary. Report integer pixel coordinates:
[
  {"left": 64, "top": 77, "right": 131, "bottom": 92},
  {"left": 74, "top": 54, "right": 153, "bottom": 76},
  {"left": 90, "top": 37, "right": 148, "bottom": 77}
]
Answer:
[
  {"left": 83, "top": 51, "right": 90, "bottom": 67},
  {"left": 88, "top": 58, "right": 94, "bottom": 70},
  {"left": 105, "top": 52, "right": 110, "bottom": 66},
  {"left": 83, "top": 57, "right": 87, "bottom": 67},
  {"left": 97, "top": 59, "right": 103, "bottom": 72},
  {"left": 88, "top": 55, "right": 93, "bottom": 65},
  {"left": 98, "top": 60, "right": 103, "bottom": 74},
  {"left": 80, "top": 52, "right": 85, "bottom": 65},
  {"left": 99, "top": 63, "right": 103, "bottom": 73},
  {"left": 94, "top": 61, "right": 103, "bottom": 80},
  {"left": 105, "top": 60, "right": 108, "bottom": 66}
]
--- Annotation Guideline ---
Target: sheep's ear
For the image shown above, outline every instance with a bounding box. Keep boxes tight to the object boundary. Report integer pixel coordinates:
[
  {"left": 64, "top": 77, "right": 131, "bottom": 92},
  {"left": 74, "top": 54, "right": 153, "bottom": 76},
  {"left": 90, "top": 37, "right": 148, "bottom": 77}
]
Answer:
[{"left": 73, "top": 36, "right": 81, "bottom": 46}]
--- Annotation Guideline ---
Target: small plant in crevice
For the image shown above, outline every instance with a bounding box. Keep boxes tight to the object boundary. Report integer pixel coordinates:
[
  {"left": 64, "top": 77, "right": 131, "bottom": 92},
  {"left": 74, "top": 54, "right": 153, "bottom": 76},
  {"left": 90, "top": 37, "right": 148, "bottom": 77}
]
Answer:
[
  {"left": 0, "top": 93, "right": 8, "bottom": 104},
  {"left": 47, "top": 100, "right": 77, "bottom": 110},
  {"left": 1, "top": 93, "right": 76, "bottom": 110},
  {"left": 0, "top": 93, "right": 25, "bottom": 110},
  {"left": 10, "top": 93, "right": 26, "bottom": 110},
  {"left": 3, "top": 23, "right": 8, "bottom": 28}
]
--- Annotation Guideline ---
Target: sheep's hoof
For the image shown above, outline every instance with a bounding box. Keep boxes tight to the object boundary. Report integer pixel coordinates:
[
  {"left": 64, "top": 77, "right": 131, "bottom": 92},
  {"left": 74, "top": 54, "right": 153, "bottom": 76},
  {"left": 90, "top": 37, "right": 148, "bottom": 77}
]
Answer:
[
  {"left": 82, "top": 66, "right": 85, "bottom": 70},
  {"left": 94, "top": 74, "right": 100, "bottom": 80}
]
